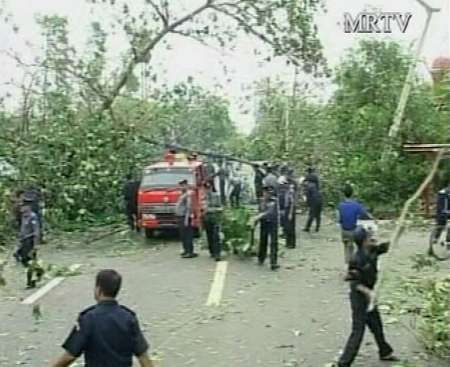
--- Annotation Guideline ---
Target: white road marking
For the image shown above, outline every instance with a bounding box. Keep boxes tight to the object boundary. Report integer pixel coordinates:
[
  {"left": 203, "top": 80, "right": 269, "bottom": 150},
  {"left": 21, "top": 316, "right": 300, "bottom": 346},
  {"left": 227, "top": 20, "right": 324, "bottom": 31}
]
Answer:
[
  {"left": 22, "top": 264, "right": 82, "bottom": 305},
  {"left": 206, "top": 261, "right": 228, "bottom": 307}
]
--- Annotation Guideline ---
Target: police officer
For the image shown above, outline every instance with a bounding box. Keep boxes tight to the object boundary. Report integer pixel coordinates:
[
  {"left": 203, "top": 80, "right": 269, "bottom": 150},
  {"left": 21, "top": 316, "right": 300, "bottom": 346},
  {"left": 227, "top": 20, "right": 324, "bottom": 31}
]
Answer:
[
  {"left": 23, "top": 185, "right": 45, "bottom": 243},
  {"left": 253, "top": 164, "right": 265, "bottom": 200},
  {"left": 303, "top": 180, "right": 323, "bottom": 233},
  {"left": 217, "top": 160, "right": 229, "bottom": 206},
  {"left": 52, "top": 269, "right": 154, "bottom": 367},
  {"left": 123, "top": 174, "right": 140, "bottom": 231},
  {"left": 229, "top": 173, "right": 243, "bottom": 208},
  {"left": 334, "top": 226, "right": 398, "bottom": 367},
  {"left": 202, "top": 181, "right": 223, "bottom": 261},
  {"left": 175, "top": 179, "right": 197, "bottom": 258},
  {"left": 304, "top": 167, "right": 320, "bottom": 190},
  {"left": 14, "top": 201, "right": 40, "bottom": 267},
  {"left": 434, "top": 179, "right": 450, "bottom": 240},
  {"left": 262, "top": 166, "right": 279, "bottom": 194},
  {"left": 252, "top": 185, "right": 280, "bottom": 271},
  {"left": 284, "top": 181, "right": 297, "bottom": 248}
]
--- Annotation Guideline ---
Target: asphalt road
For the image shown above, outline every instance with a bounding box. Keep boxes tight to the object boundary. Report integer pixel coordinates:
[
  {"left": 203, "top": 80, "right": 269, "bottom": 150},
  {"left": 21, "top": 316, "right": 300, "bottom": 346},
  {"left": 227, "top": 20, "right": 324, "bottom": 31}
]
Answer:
[{"left": 0, "top": 217, "right": 448, "bottom": 367}]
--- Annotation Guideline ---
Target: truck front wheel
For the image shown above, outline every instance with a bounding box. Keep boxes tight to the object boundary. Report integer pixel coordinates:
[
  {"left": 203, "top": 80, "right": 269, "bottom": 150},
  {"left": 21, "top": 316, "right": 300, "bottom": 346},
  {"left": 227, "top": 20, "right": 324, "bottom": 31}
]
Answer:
[{"left": 145, "top": 229, "right": 154, "bottom": 239}]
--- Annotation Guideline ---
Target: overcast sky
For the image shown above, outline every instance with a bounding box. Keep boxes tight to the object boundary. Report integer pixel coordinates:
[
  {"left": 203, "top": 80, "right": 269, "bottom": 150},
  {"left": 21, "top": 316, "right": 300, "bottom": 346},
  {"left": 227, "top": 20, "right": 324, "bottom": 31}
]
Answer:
[{"left": 0, "top": 0, "right": 448, "bottom": 133}]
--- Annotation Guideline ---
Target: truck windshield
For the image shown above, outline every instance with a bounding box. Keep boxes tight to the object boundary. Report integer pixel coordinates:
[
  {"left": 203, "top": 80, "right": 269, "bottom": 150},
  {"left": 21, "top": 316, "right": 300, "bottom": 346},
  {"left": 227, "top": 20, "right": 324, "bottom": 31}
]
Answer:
[{"left": 141, "top": 168, "right": 194, "bottom": 188}]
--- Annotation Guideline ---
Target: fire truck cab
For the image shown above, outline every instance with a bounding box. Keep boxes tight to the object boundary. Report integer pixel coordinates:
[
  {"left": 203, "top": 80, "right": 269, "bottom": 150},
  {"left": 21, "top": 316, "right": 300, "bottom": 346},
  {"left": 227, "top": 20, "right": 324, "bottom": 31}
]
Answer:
[{"left": 137, "top": 152, "right": 206, "bottom": 238}]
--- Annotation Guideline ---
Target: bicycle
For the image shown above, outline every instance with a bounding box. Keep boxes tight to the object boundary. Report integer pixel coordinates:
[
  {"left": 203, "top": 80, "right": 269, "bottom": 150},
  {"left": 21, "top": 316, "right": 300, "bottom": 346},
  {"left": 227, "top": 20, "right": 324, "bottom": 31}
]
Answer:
[{"left": 428, "top": 215, "right": 450, "bottom": 261}]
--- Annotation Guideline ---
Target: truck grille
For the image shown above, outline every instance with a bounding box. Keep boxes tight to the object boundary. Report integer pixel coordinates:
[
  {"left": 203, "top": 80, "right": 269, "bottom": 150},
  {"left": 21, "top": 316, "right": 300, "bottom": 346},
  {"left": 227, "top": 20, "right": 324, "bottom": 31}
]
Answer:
[{"left": 139, "top": 204, "right": 176, "bottom": 214}]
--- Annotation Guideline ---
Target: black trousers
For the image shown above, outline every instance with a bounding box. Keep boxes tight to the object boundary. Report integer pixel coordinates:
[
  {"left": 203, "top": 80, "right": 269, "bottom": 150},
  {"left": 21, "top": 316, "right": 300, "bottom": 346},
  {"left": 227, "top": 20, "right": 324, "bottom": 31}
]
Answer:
[
  {"left": 203, "top": 215, "right": 221, "bottom": 258},
  {"left": 258, "top": 221, "right": 278, "bottom": 265},
  {"left": 125, "top": 203, "right": 137, "bottom": 231},
  {"left": 255, "top": 184, "right": 263, "bottom": 200},
  {"left": 27, "top": 260, "right": 44, "bottom": 287},
  {"left": 284, "top": 208, "right": 296, "bottom": 248},
  {"left": 178, "top": 217, "right": 194, "bottom": 255},
  {"left": 219, "top": 180, "right": 227, "bottom": 206},
  {"left": 16, "top": 238, "right": 34, "bottom": 267},
  {"left": 230, "top": 185, "right": 241, "bottom": 207},
  {"left": 305, "top": 203, "right": 322, "bottom": 232},
  {"left": 338, "top": 292, "right": 393, "bottom": 367}
]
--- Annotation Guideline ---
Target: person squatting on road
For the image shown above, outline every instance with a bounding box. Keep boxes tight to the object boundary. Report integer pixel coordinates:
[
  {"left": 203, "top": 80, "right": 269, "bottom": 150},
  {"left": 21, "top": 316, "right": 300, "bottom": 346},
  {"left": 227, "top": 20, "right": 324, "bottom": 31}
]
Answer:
[
  {"left": 337, "top": 184, "right": 372, "bottom": 264},
  {"left": 175, "top": 179, "right": 197, "bottom": 259},
  {"left": 52, "top": 269, "right": 155, "bottom": 367},
  {"left": 202, "top": 181, "right": 223, "bottom": 261},
  {"left": 333, "top": 226, "right": 399, "bottom": 367},
  {"left": 252, "top": 185, "right": 280, "bottom": 271},
  {"left": 122, "top": 174, "right": 140, "bottom": 232},
  {"left": 434, "top": 178, "right": 450, "bottom": 241}
]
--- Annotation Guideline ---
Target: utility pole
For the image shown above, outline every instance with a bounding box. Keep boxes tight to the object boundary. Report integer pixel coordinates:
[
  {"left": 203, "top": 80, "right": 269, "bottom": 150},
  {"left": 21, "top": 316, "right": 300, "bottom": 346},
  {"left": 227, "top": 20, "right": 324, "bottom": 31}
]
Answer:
[
  {"left": 387, "top": 0, "right": 441, "bottom": 140},
  {"left": 284, "top": 67, "right": 299, "bottom": 156}
]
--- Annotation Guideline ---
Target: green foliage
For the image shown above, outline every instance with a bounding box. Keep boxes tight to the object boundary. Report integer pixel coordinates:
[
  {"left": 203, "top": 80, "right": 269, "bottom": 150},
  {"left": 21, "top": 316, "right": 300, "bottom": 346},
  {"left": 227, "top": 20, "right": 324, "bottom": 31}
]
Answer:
[
  {"left": 417, "top": 276, "right": 450, "bottom": 358},
  {"left": 403, "top": 275, "right": 450, "bottom": 359},
  {"left": 0, "top": 180, "right": 14, "bottom": 248},
  {"left": 249, "top": 40, "right": 449, "bottom": 212},
  {"left": 221, "top": 207, "right": 253, "bottom": 256}
]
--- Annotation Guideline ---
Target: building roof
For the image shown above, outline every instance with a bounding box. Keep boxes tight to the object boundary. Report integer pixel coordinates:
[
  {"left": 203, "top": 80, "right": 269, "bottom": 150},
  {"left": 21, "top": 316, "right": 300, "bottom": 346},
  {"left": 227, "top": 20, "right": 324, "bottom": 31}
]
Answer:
[
  {"left": 403, "top": 143, "right": 450, "bottom": 154},
  {"left": 432, "top": 57, "right": 450, "bottom": 71}
]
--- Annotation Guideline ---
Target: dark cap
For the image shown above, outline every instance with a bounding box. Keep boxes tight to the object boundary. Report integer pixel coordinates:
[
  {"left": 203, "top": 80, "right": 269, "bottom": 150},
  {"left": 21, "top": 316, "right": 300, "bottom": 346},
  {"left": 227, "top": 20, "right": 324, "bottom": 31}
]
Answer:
[
  {"left": 179, "top": 179, "right": 188, "bottom": 185},
  {"left": 353, "top": 226, "right": 368, "bottom": 245}
]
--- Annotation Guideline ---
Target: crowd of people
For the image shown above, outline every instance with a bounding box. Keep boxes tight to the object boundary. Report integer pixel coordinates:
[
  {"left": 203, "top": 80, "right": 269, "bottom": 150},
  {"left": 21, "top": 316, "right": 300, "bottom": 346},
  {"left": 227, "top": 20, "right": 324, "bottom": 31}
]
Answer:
[{"left": 8, "top": 164, "right": 448, "bottom": 367}]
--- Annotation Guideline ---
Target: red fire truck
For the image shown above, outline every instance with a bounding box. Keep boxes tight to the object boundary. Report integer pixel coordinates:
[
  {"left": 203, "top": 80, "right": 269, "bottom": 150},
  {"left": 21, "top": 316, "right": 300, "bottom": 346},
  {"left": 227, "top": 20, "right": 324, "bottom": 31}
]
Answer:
[{"left": 137, "top": 152, "right": 207, "bottom": 237}]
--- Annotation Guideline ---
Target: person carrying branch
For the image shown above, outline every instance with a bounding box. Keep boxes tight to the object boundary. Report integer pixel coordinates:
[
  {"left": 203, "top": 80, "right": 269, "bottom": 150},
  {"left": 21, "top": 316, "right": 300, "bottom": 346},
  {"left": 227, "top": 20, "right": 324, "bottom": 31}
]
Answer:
[
  {"left": 251, "top": 185, "right": 280, "bottom": 271},
  {"left": 332, "top": 226, "right": 399, "bottom": 367}
]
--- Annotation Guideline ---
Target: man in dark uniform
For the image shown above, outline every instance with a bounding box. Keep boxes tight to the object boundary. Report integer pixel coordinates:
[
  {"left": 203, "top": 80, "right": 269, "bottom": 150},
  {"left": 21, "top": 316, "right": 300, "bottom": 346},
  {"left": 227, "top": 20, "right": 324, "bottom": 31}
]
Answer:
[
  {"left": 23, "top": 185, "right": 45, "bottom": 242},
  {"left": 202, "top": 181, "right": 223, "bottom": 261},
  {"left": 217, "top": 160, "right": 229, "bottom": 206},
  {"left": 252, "top": 186, "right": 280, "bottom": 271},
  {"left": 229, "top": 174, "right": 243, "bottom": 208},
  {"left": 284, "top": 182, "right": 297, "bottom": 248},
  {"left": 14, "top": 201, "right": 40, "bottom": 267},
  {"left": 123, "top": 174, "right": 140, "bottom": 231},
  {"left": 52, "top": 269, "right": 154, "bottom": 367},
  {"left": 434, "top": 179, "right": 450, "bottom": 241},
  {"left": 303, "top": 181, "right": 323, "bottom": 233},
  {"left": 175, "top": 179, "right": 197, "bottom": 258},
  {"left": 11, "top": 189, "right": 24, "bottom": 231},
  {"left": 333, "top": 226, "right": 398, "bottom": 367},
  {"left": 304, "top": 167, "right": 320, "bottom": 190},
  {"left": 253, "top": 164, "right": 265, "bottom": 200}
]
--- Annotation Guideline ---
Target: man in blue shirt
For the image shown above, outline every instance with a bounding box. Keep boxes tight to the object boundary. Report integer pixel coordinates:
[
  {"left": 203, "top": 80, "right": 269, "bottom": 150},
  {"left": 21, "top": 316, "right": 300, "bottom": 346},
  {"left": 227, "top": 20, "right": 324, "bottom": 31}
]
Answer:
[{"left": 337, "top": 185, "right": 372, "bottom": 264}]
